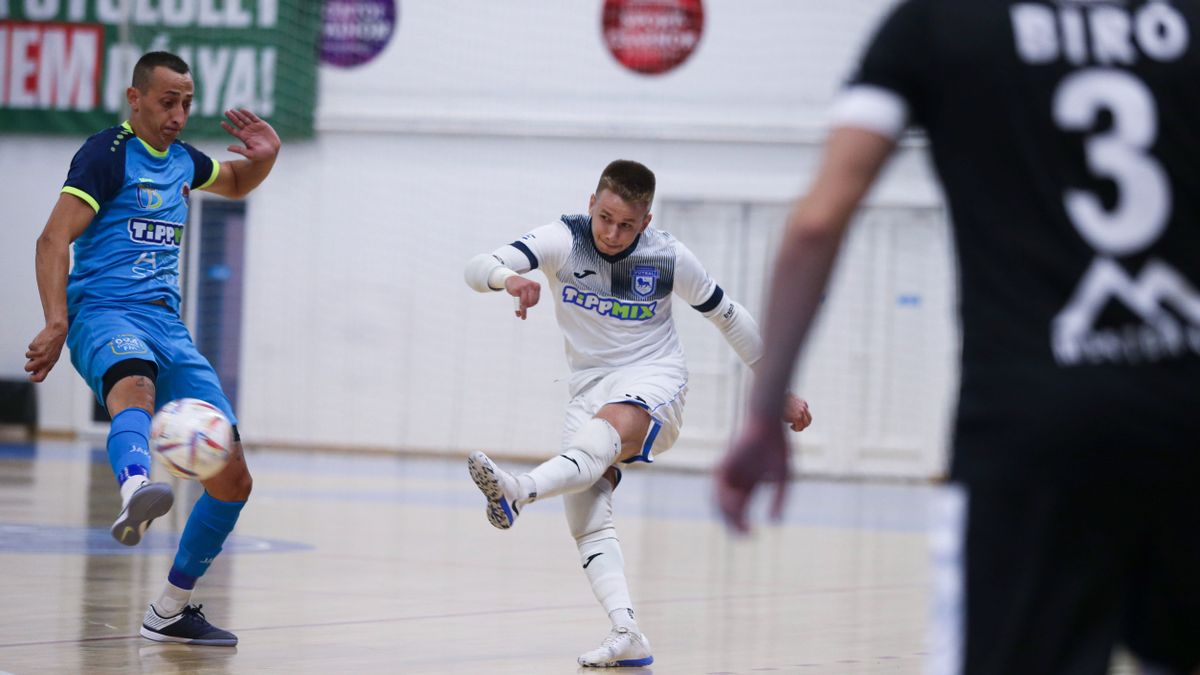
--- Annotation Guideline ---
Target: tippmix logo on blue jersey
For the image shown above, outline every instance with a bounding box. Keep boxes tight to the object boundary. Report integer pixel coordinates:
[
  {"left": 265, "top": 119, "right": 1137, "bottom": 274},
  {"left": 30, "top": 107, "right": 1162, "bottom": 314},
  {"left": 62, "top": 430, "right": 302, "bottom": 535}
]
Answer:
[
  {"left": 632, "top": 265, "right": 659, "bottom": 297},
  {"left": 128, "top": 218, "right": 184, "bottom": 247}
]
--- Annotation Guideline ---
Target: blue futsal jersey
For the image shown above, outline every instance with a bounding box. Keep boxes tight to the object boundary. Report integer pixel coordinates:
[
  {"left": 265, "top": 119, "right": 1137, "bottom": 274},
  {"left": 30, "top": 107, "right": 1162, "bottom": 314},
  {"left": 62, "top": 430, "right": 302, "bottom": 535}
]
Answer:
[{"left": 62, "top": 121, "right": 219, "bottom": 317}]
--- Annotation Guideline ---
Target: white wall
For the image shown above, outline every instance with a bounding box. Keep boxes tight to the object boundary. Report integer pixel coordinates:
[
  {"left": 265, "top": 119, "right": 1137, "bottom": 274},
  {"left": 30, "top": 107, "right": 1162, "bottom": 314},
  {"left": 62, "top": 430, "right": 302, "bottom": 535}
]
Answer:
[{"left": 0, "top": 0, "right": 956, "bottom": 477}]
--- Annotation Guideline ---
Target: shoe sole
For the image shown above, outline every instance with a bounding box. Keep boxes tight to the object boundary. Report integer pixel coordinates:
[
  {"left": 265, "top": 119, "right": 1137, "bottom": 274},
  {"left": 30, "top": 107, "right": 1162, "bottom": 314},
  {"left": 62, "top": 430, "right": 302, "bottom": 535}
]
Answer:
[
  {"left": 467, "top": 452, "right": 515, "bottom": 530},
  {"left": 578, "top": 655, "right": 655, "bottom": 668},
  {"left": 111, "top": 483, "right": 174, "bottom": 546},
  {"left": 139, "top": 625, "right": 238, "bottom": 646}
]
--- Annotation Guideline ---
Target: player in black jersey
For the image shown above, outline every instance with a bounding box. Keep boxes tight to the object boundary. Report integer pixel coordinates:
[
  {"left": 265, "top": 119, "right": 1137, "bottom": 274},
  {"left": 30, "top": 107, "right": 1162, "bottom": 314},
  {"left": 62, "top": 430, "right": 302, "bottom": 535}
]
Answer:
[{"left": 717, "top": 1, "right": 1200, "bottom": 673}]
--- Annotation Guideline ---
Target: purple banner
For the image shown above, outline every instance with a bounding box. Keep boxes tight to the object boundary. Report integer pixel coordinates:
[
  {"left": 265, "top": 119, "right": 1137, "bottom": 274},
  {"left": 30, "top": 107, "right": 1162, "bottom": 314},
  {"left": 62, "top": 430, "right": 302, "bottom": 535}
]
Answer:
[{"left": 321, "top": 0, "right": 398, "bottom": 68}]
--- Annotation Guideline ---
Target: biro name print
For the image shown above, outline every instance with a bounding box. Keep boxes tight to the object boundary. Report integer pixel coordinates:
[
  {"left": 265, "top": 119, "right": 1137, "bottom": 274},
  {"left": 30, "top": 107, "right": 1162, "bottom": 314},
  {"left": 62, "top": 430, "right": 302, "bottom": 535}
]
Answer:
[
  {"left": 1011, "top": 1, "right": 1188, "bottom": 66},
  {"left": 562, "top": 285, "right": 656, "bottom": 321},
  {"left": 1011, "top": 1, "right": 1200, "bottom": 365}
]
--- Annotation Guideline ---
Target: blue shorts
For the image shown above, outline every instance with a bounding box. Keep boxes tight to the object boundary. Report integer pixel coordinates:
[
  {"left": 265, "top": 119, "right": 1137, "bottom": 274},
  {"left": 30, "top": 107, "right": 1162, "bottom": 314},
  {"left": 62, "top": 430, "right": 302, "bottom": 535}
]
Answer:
[{"left": 67, "top": 303, "right": 237, "bottom": 425}]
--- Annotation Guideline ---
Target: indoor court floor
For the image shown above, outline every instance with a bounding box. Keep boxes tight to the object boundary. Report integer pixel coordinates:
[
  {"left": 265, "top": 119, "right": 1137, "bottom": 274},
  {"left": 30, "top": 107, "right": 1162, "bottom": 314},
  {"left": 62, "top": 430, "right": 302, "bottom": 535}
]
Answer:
[{"left": 0, "top": 438, "right": 1126, "bottom": 674}]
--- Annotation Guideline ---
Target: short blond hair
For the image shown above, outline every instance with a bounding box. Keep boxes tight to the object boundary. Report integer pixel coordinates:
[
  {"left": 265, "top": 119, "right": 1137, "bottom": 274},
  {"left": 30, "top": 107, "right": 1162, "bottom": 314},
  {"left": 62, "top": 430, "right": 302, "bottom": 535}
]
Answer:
[{"left": 596, "top": 160, "right": 656, "bottom": 206}]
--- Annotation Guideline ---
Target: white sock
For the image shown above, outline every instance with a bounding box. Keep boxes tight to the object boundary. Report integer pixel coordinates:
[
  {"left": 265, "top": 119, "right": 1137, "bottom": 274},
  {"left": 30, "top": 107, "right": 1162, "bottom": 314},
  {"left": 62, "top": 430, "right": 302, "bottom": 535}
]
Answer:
[
  {"left": 507, "top": 474, "right": 533, "bottom": 509},
  {"left": 609, "top": 607, "right": 639, "bottom": 632},
  {"left": 579, "top": 536, "right": 635, "bottom": 620},
  {"left": 153, "top": 581, "right": 193, "bottom": 617},
  {"left": 564, "top": 472, "right": 639, "bottom": 631},
  {"left": 525, "top": 418, "right": 621, "bottom": 502},
  {"left": 119, "top": 475, "right": 149, "bottom": 505}
]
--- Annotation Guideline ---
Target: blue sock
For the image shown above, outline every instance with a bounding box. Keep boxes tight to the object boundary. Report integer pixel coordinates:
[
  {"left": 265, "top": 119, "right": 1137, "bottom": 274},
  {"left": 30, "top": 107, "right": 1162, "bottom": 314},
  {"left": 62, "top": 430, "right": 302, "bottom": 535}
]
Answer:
[
  {"left": 170, "top": 492, "right": 245, "bottom": 588},
  {"left": 107, "top": 408, "right": 152, "bottom": 485}
]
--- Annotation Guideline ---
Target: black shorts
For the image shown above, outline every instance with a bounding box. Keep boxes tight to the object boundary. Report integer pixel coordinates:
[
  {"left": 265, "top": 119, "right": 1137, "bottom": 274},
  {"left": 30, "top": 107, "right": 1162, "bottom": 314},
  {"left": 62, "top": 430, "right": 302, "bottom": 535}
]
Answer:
[{"left": 958, "top": 463, "right": 1200, "bottom": 674}]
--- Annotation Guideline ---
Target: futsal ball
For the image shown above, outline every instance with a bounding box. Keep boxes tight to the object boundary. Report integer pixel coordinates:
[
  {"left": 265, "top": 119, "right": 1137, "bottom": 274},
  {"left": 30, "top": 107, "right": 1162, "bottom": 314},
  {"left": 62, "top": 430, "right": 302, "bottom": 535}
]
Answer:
[{"left": 149, "top": 398, "right": 234, "bottom": 481}]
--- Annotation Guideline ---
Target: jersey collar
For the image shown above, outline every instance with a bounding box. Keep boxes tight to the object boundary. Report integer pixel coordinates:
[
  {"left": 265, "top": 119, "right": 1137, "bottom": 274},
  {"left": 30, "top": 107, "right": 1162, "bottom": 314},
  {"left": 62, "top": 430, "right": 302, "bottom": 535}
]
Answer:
[
  {"left": 122, "top": 120, "right": 170, "bottom": 158},
  {"left": 595, "top": 233, "right": 642, "bottom": 264}
]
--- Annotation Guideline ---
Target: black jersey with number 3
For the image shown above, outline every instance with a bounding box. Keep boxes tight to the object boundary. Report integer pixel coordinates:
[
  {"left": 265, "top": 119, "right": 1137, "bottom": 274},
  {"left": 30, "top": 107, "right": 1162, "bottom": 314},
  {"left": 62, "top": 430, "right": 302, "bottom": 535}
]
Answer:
[{"left": 844, "top": 0, "right": 1200, "bottom": 479}]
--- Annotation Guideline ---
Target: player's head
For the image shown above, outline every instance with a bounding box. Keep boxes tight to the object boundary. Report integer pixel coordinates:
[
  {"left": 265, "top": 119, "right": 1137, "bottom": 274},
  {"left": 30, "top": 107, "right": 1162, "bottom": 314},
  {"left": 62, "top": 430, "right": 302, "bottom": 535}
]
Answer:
[
  {"left": 126, "top": 51, "right": 194, "bottom": 151},
  {"left": 589, "top": 160, "right": 655, "bottom": 256}
]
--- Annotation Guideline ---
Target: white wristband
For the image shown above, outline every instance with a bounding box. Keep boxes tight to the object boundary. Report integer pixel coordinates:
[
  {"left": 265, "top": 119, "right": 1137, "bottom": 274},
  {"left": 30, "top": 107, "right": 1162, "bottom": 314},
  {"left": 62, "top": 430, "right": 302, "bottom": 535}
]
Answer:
[{"left": 488, "top": 266, "right": 519, "bottom": 290}]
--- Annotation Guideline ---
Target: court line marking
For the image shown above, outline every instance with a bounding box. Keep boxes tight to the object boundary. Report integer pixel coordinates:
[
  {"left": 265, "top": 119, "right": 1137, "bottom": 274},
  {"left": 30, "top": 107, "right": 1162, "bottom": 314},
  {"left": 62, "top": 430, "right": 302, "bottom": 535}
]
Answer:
[{"left": 0, "top": 582, "right": 924, "bottom": 650}]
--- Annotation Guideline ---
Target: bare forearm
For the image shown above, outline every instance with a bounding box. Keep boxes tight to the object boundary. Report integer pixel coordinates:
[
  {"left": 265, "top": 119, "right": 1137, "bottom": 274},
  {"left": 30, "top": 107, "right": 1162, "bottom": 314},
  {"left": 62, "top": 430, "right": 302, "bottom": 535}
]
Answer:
[
  {"left": 748, "top": 128, "right": 896, "bottom": 420},
  {"left": 34, "top": 232, "right": 70, "bottom": 328},
  {"left": 747, "top": 217, "right": 844, "bottom": 420},
  {"left": 225, "top": 157, "right": 276, "bottom": 198}
]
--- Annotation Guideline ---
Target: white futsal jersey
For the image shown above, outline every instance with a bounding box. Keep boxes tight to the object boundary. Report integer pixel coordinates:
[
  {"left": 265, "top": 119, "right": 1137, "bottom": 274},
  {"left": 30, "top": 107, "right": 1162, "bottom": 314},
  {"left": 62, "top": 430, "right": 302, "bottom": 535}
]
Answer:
[{"left": 491, "top": 214, "right": 725, "bottom": 380}]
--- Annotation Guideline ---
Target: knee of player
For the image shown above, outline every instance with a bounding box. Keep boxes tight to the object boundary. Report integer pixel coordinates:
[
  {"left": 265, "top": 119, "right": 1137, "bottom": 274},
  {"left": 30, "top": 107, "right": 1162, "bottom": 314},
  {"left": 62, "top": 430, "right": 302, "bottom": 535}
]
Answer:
[
  {"left": 231, "top": 470, "right": 253, "bottom": 501},
  {"left": 206, "top": 462, "right": 253, "bottom": 501},
  {"left": 226, "top": 430, "right": 251, "bottom": 499},
  {"left": 103, "top": 360, "right": 159, "bottom": 413},
  {"left": 573, "top": 526, "right": 618, "bottom": 546}
]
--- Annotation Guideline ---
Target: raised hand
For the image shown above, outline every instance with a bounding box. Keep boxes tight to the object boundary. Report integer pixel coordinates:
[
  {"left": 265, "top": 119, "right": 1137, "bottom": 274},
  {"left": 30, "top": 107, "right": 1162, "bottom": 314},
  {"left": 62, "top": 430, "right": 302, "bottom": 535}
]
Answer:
[
  {"left": 220, "top": 108, "right": 280, "bottom": 162},
  {"left": 714, "top": 414, "right": 791, "bottom": 534}
]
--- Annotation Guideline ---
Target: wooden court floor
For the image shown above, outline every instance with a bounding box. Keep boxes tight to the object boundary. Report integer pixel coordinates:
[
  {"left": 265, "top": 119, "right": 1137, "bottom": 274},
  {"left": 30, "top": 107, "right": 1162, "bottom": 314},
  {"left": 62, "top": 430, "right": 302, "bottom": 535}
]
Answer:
[{"left": 0, "top": 439, "right": 984, "bottom": 673}]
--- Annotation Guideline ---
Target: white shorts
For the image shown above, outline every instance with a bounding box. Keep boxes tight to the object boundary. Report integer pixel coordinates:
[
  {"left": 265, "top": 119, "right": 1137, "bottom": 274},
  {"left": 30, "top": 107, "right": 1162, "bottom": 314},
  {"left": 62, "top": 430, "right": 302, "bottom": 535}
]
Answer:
[{"left": 561, "top": 363, "right": 688, "bottom": 464}]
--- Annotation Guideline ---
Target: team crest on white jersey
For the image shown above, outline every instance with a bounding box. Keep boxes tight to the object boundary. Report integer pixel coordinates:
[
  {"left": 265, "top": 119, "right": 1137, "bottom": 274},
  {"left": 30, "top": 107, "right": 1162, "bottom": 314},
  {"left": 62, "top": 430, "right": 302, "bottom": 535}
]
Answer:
[{"left": 632, "top": 265, "right": 659, "bottom": 297}]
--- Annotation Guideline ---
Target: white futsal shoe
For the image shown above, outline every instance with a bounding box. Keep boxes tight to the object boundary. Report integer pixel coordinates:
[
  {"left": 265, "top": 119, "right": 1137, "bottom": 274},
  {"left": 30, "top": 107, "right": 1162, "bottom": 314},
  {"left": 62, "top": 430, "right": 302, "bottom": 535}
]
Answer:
[
  {"left": 577, "top": 627, "right": 654, "bottom": 668},
  {"left": 467, "top": 451, "right": 523, "bottom": 529},
  {"left": 111, "top": 480, "right": 174, "bottom": 546}
]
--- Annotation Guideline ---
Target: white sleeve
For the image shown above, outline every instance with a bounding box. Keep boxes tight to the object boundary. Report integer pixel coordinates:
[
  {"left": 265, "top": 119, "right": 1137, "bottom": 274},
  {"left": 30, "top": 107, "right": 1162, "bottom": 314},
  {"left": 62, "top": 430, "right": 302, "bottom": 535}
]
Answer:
[
  {"left": 464, "top": 253, "right": 519, "bottom": 292},
  {"left": 672, "top": 238, "right": 719, "bottom": 307},
  {"left": 829, "top": 85, "right": 909, "bottom": 140},
  {"left": 700, "top": 294, "right": 764, "bottom": 368},
  {"left": 497, "top": 221, "right": 572, "bottom": 275},
  {"left": 673, "top": 238, "right": 764, "bottom": 367},
  {"left": 464, "top": 221, "right": 572, "bottom": 293}
]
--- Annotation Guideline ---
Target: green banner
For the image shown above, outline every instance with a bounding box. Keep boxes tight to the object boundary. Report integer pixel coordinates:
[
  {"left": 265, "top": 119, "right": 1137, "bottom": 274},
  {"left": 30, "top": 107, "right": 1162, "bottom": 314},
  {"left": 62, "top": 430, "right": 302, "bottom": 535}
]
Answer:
[{"left": 0, "top": 0, "right": 320, "bottom": 138}]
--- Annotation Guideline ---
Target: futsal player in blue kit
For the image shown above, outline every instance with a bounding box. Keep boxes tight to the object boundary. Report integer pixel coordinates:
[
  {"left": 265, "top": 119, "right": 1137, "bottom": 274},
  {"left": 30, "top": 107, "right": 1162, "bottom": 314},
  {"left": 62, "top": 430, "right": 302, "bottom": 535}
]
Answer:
[{"left": 24, "top": 52, "right": 280, "bottom": 646}]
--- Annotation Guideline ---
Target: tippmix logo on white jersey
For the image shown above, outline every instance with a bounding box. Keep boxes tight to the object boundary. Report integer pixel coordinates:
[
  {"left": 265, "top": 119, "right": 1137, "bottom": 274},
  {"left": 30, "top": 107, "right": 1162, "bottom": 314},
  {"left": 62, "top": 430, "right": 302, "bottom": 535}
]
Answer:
[{"left": 562, "top": 285, "right": 657, "bottom": 321}]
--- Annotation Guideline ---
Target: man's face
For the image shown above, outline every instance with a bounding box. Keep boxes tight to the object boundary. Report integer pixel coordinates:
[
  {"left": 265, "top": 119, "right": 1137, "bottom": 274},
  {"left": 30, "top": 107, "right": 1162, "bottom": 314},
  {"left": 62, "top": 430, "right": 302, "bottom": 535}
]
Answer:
[
  {"left": 589, "top": 189, "right": 651, "bottom": 256},
  {"left": 127, "top": 67, "right": 194, "bottom": 150}
]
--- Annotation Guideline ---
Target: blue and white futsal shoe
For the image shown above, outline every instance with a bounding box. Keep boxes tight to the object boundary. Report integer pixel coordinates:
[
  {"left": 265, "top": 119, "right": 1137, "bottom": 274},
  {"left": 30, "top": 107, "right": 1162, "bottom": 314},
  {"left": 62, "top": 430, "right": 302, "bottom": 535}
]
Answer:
[
  {"left": 141, "top": 604, "right": 237, "bottom": 646},
  {"left": 467, "top": 451, "right": 522, "bottom": 529},
  {"left": 578, "top": 626, "right": 654, "bottom": 667},
  {"left": 110, "top": 481, "right": 174, "bottom": 546}
]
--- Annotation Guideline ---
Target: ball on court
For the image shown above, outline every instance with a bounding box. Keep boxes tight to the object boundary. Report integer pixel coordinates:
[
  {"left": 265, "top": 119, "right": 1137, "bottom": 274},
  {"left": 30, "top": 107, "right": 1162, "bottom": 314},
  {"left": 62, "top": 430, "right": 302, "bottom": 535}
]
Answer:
[{"left": 149, "top": 398, "right": 233, "bottom": 481}]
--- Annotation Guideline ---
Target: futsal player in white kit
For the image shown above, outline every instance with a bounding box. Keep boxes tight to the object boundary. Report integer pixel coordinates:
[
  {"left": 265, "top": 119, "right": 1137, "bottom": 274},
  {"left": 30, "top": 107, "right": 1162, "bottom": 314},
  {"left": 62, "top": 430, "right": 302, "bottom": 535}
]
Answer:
[{"left": 464, "top": 160, "right": 811, "bottom": 667}]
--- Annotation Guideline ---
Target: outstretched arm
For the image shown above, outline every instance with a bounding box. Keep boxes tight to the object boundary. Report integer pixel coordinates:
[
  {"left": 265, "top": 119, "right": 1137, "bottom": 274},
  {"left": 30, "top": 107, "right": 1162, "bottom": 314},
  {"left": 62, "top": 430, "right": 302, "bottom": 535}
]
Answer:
[
  {"left": 715, "top": 127, "right": 896, "bottom": 533},
  {"left": 26, "top": 193, "right": 95, "bottom": 382},
  {"left": 465, "top": 225, "right": 566, "bottom": 320},
  {"left": 464, "top": 253, "right": 541, "bottom": 320},
  {"left": 202, "top": 108, "right": 281, "bottom": 199}
]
